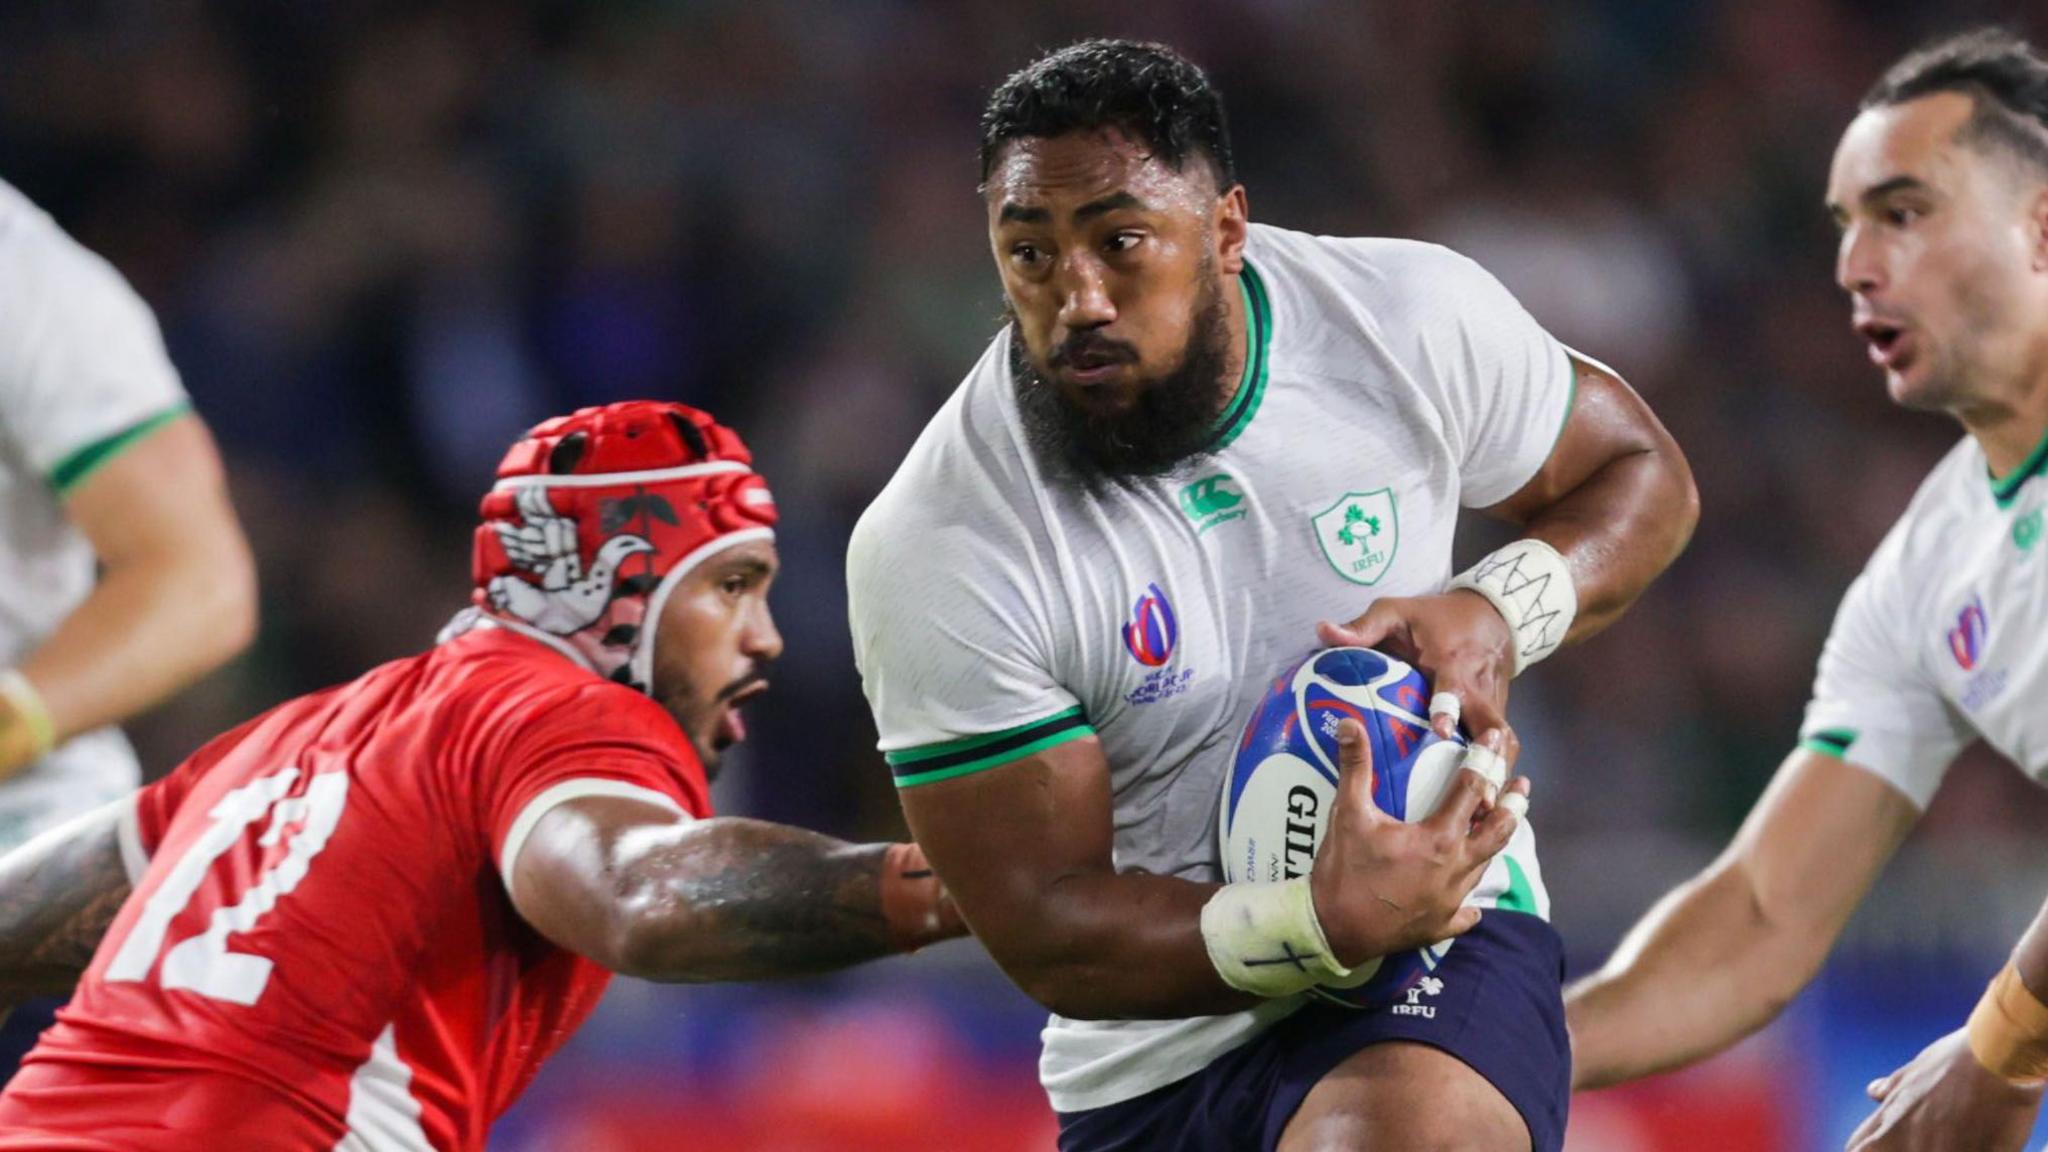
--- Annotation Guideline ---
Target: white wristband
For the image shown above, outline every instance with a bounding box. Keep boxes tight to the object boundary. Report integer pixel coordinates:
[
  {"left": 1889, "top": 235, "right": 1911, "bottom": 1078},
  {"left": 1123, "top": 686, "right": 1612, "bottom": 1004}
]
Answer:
[
  {"left": 1447, "top": 538, "right": 1577, "bottom": 676},
  {"left": 1201, "top": 877, "right": 1352, "bottom": 998}
]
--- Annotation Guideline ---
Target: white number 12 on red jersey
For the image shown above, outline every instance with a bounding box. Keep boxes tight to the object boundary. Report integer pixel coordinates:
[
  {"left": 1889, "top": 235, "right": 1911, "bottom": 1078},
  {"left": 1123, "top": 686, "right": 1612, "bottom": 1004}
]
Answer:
[{"left": 106, "top": 766, "right": 350, "bottom": 1006}]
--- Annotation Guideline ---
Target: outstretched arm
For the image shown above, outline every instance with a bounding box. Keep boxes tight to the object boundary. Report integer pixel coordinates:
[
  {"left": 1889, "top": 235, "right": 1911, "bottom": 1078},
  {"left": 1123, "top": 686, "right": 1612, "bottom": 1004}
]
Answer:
[
  {"left": 506, "top": 796, "right": 962, "bottom": 982},
  {"left": 1566, "top": 748, "right": 1918, "bottom": 1089},
  {"left": 1843, "top": 896, "right": 2048, "bottom": 1151},
  {"left": 0, "top": 800, "right": 133, "bottom": 1004}
]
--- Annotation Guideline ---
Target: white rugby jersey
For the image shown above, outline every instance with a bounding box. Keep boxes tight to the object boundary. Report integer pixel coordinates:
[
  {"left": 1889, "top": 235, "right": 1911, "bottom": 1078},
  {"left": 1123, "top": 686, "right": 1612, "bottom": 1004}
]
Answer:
[
  {"left": 1800, "top": 431, "right": 2048, "bottom": 806},
  {"left": 849, "top": 223, "right": 1576, "bottom": 1112},
  {"left": 0, "top": 178, "right": 190, "bottom": 848}
]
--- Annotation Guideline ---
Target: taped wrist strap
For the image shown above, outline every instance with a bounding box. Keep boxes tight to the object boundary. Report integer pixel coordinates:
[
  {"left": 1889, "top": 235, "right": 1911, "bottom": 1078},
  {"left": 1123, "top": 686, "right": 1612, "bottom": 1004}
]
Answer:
[
  {"left": 1447, "top": 538, "right": 1578, "bottom": 676},
  {"left": 1968, "top": 964, "right": 2048, "bottom": 1085},
  {"left": 879, "top": 842, "right": 957, "bottom": 953},
  {"left": 0, "top": 670, "right": 54, "bottom": 774},
  {"left": 1201, "top": 878, "right": 1352, "bottom": 998}
]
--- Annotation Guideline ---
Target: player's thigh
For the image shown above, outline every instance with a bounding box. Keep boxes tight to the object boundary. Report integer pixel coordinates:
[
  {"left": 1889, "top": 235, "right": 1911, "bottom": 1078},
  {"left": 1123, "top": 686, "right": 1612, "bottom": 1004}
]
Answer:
[{"left": 1277, "top": 1040, "right": 1530, "bottom": 1152}]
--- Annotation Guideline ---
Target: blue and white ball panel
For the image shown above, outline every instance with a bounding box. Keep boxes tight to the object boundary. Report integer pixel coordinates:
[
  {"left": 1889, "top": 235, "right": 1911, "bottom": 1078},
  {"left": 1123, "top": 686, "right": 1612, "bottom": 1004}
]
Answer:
[{"left": 1220, "top": 648, "right": 1469, "bottom": 1008}]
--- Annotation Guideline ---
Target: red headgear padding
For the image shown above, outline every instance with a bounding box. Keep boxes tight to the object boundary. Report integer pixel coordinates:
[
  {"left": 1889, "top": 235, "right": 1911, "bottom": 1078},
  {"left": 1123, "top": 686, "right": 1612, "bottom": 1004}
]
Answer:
[{"left": 470, "top": 402, "right": 776, "bottom": 692}]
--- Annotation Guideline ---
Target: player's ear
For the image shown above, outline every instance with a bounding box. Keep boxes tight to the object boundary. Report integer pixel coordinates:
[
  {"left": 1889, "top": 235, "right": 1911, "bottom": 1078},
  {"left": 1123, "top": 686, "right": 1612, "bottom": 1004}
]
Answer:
[{"left": 1214, "top": 182, "right": 1249, "bottom": 275}]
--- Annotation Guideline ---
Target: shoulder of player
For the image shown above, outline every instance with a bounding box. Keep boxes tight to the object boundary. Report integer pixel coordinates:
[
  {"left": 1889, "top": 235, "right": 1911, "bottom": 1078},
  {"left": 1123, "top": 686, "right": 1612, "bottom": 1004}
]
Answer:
[
  {"left": 0, "top": 185, "right": 155, "bottom": 331},
  {"left": 436, "top": 629, "right": 672, "bottom": 722},
  {"left": 1847, "top": 436, "right": 1984, "bottom": 610},
  {"left": 1248, "top": 224, "right": 1488, "bottom": 299},
  {"left": 850, "top": 347, "right": 1040, "bottom": 576},
  {"left": 1246, "top": 225, "right": 1517, "bottom": 364}
]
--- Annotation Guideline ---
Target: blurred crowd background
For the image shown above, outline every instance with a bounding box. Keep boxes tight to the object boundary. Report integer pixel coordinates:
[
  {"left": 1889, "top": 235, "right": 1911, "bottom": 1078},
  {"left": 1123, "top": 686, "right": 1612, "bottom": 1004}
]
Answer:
[{"left": 6, "top": 1, "right": 2048, "bottom": 1148}]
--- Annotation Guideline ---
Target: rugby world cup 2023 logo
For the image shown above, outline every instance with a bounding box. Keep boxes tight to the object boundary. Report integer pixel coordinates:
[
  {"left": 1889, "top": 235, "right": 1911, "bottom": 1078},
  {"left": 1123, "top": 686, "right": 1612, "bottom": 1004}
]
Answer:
[
  {"left": 1948, "top": 594, "right": 1987, "bottom": 672},
  {"left": 1122, "top": 583, "right": 1178, "bottom": 667},
  {"left": 1122, "top": 583, "right": 1195, "bottom": 706}
]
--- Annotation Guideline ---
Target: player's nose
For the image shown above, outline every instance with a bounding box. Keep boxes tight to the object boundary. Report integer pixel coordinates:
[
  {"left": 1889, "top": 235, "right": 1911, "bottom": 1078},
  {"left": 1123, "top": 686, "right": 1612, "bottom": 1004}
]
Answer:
[
  {"left": 745, "top": 600, "right": 784, "bottom": 664},
  {"left": 1836, "top": 225, "right": 1886, "bottom": 296},
  {"left": 1055, "top": 254, "right": 1117, "bottom": 329}
]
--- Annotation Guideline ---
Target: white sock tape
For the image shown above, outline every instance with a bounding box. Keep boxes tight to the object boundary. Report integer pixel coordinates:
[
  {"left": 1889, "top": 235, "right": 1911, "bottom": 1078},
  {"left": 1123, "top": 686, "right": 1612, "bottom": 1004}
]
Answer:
[
  {"left": 1201, "top": 878, "right": 1353, "bottom": 998},
  {"left": 1447, "top": 538, "right": 1577, "bottom": 676}
]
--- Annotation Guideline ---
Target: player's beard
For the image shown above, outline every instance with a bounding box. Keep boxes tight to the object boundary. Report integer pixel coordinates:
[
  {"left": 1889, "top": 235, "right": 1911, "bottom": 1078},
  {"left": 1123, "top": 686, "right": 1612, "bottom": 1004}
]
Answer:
[
  {"left": 653, "top": 664, "right": 769, "bottom": 783},
  {"left": 1010, "top": 268, "right": 1235, "bottom": 488}
]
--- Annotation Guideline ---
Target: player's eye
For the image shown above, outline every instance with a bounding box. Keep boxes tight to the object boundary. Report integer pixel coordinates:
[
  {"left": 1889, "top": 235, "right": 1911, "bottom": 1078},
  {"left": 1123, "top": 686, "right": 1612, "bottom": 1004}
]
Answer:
[
  {"left": 1105, "top": 231, "right": 1145, "bottom": 255},
  {"left": 1010, "top": 242, "right": 1045, "bottom": 267},
  {"left": 1884, "top": 205, "right": 1923, "bottom": 228},
  {"left": 721, "top": 574, "right": 749, "bottom": 597}
]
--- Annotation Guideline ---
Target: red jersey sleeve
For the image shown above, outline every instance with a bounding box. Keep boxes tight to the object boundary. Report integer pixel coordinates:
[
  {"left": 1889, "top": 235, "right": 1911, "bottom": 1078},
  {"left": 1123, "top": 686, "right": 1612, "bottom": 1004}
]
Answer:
[{"left": 483, "top": 681, "right": 711, "bottom": 889}]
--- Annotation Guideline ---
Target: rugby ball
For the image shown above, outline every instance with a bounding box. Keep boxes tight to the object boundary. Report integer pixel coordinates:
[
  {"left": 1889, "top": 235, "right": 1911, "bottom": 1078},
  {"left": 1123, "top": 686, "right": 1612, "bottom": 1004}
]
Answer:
[{"left": 1219, "top": 647, "right": 1465, "bottom": 1007}]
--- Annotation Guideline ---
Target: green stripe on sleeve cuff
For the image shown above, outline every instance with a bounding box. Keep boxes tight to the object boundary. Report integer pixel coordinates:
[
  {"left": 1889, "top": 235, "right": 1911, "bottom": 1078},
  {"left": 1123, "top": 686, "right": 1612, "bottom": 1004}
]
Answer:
[
  {"left": 1800, "top": 728, "right": 1858, "bottom": 760},
  {"left": 49, "top": 402, "right": 192, "bottom": 497},
  {"left": 888, "top": 707, "right": 1092, "bottom": 787}
]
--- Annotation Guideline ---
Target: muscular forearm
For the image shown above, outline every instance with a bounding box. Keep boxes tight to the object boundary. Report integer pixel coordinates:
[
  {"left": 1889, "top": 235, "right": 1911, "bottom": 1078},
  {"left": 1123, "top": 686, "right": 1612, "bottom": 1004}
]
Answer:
[
  {"left": 21, "top": 556, "right": 255, "bottom": 754},
  {"left": 1567, "top": 857, "right": 1825, "bottom": 1089},
  {"left": 0, "top": 802, "right": 131, "bottom": 1001},
  {"left": 608, "top": 818, "right": 929, "bottom": 983},
  {"left": 982, "top": 870, "right": 1259, "bottom": 1021}
]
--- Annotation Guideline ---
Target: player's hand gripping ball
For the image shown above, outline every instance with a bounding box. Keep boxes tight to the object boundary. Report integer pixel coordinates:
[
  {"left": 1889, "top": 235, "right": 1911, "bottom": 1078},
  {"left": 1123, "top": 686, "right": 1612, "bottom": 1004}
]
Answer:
[{"left": 1219, "top": 647, "right": 1468, "bottom": 1007}]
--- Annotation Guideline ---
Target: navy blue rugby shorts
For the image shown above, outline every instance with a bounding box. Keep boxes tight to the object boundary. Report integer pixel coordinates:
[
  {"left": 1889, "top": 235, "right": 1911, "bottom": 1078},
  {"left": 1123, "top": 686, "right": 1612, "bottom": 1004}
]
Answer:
[{"left": 1055, "top": 910, "right": 1569, "bottom": 1152}]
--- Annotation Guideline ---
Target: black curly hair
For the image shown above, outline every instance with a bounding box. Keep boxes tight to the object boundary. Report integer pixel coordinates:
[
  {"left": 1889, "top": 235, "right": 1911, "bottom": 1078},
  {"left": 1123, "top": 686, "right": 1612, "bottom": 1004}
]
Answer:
[
  {"left": 1862, "top": 27, "right": 2048, "bottom": 175},
  {"left": 978, "top": 39, "right": 1236, "bottom": 190}
]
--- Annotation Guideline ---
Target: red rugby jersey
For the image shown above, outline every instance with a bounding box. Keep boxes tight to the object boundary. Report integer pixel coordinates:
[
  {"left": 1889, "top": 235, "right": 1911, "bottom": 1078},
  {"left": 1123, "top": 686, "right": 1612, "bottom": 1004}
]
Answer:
[{"left": 0, "top": 625, "right": 709, "bottom": 1151}]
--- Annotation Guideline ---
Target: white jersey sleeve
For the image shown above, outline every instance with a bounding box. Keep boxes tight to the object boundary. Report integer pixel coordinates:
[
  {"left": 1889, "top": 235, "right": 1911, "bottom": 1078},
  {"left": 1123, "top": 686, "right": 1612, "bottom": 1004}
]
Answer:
[
  {"left": 1798, "top": 526, "right": 1971, "bottom": 807},
  {"left": 1402, "top": 245, "right": 1578, "bottom": 508},
  {"left": 0, "top": 182, "right": 189, "bottom": 495},
  {"left": 847, "top": 395, "right": 1093, "bottom": 788}
]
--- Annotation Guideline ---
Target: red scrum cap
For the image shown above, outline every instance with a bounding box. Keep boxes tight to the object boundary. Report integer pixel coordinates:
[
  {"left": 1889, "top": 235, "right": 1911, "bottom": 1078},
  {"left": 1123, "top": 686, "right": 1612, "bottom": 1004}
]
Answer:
[{"left": 471, "top": 402, "right": 777, "bottom": 693}]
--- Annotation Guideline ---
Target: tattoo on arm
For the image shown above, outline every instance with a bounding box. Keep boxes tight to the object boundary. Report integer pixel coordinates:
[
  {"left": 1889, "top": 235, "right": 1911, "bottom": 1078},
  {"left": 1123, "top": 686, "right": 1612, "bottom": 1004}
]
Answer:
[
  {"left": 0, "top": 803, "right": 132, "bottom": 1000},
  {"left": 618, "top": 817, "right": 896, "bottom": 982}
]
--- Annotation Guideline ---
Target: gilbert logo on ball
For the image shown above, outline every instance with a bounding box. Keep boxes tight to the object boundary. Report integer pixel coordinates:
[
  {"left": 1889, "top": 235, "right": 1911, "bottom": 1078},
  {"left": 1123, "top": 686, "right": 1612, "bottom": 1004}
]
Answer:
[{"left": 1219, "top": 647, "right": 1463, "bottom": 1008}]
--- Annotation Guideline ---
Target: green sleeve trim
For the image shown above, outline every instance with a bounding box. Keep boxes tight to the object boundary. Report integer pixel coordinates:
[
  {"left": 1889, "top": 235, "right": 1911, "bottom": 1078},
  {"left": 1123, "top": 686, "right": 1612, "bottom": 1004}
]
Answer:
[
  {"left": 1800, "top": 727, "right": 1858, "bottom": 760},
  {"left": 49, "top": 402, "right": 192, "bottom": 497},
  {"left": 888, "top": 706, "right": 1092, "bottom": 787}
]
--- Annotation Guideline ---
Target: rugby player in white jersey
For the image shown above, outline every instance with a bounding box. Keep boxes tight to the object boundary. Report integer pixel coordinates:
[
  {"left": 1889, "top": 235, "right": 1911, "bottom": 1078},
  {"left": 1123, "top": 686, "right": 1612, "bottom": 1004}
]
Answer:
[
  {"left": 847, "top": 40, "right": 1697, "bottom": 1152},
  {"left": 0, "top": 178, "right": 256, "bottom": 1069},
  {"left": 1566, "top": 28, "right": 2048, "bottom": 1152}
]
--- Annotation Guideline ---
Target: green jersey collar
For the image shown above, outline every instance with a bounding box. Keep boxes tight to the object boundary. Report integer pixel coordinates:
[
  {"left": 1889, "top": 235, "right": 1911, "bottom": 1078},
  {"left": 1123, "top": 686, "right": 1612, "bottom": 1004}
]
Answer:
[
  {"left": 1206, "top": 260, "right": 1272, "bottom": 452},
  {"left": 1990, "top": 425, "right": 2048, "bottom": 509}
]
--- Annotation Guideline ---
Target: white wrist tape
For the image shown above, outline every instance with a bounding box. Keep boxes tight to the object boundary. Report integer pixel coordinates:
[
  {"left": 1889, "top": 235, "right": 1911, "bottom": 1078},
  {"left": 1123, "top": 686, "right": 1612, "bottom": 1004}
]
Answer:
[
  {"left": 1201, "top": 877, "right": 1352, "bottom": 998},
  {"left": 1447, "top": 538, "right": 1577, "bottom": 676},
  {"left": 1461, "top": 743, "right": 1508, "bottom": 800}
]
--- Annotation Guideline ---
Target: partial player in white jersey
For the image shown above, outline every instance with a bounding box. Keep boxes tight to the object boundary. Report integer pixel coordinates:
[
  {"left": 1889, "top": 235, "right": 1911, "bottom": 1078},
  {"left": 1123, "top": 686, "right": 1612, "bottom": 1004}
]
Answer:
[
  {"left": 0, "top": 177, "right": 256, "bottom": 1067},
  {"left": 1567, "top": 29, "right": 2048, "bottom": 1152},
  {"left": 848, "top": 41, "right": 1697, "bottom": 1152}
]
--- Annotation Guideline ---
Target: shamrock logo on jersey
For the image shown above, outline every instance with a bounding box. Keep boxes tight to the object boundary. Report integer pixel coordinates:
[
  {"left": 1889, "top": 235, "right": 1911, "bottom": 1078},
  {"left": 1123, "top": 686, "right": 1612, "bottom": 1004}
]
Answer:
[
  {"left": 1336, "top": 505, "right": 1382, "bottom": 547},
  {"left": 1312, "top": 489, "right": 1400, "bottom": 586}
]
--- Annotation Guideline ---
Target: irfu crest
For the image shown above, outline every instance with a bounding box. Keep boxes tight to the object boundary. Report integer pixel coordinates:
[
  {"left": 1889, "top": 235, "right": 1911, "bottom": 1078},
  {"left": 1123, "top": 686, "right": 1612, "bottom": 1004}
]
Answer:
[{"left": 1312, "top": 489, "right": 1399, "bottom": 585}]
